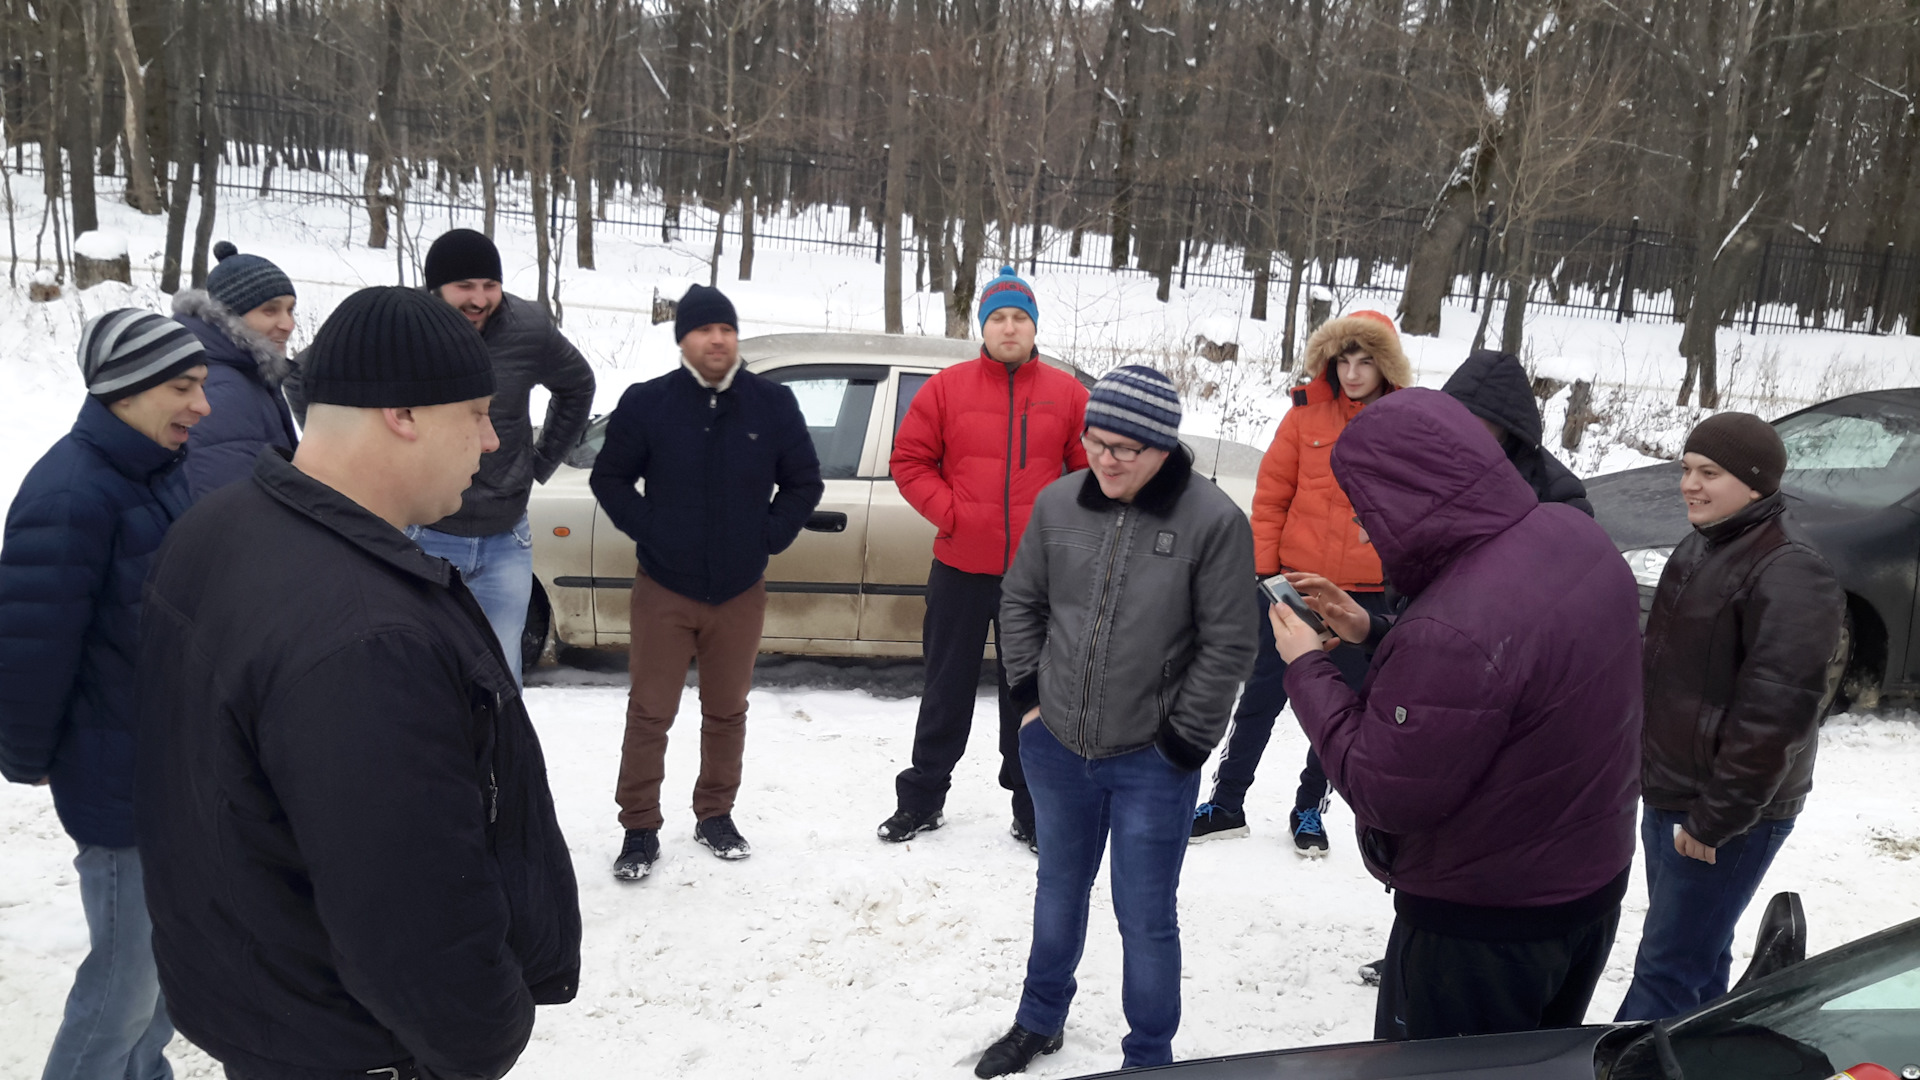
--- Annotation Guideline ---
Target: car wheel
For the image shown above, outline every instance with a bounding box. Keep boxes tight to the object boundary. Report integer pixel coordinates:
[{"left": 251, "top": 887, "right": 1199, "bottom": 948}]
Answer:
[
  {"left": 1823, "top": 609, "right": 1879, "bottom": 716},
  {"left": 523, "top": 578, "right": 552, "bottom": 674}
]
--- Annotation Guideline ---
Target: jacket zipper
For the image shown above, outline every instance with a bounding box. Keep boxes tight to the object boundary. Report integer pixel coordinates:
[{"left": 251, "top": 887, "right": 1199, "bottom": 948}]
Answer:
[
  {"left": 1075, "top": 507, "right": 1129, "bottom": 755},
  {"left": 1020, "top": 412, "right": 1029, "bottom": 470},
  {"left": 1002, "top": 370, "right": 1016, "bottom": 573}
]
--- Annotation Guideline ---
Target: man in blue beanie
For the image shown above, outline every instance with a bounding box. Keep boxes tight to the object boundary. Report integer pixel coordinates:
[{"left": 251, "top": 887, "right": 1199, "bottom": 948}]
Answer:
[
  {"left": 878, "top": 266, "right": 1088, "bottom": 851},
  {"left": 976, "top": 365, "right": 1255, "bottom": 1075}
]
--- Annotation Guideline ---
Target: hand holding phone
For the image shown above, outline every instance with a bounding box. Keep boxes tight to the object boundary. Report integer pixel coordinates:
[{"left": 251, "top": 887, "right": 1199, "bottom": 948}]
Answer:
[{"left": 1259, "top": 574, "right": 1331, "bottom": 638}]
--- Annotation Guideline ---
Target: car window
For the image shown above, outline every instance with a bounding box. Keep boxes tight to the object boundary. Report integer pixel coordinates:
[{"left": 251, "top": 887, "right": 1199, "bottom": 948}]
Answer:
[
  {"left": 895, "top": 373, "right": 932, "bottom": 439},
  {"left": 565, "top": 415, "right": 610, "bottom": 470},
  {"left": 763, "top": 366, "right": 882, "bottom": 479},
  {"left": 1777, "top": 403, "right": 1920, "bottom": 508}
]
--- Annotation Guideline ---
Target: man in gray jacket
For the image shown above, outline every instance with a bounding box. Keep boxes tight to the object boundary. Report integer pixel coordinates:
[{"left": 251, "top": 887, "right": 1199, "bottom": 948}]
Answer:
[{"left": 975, "top": 365, "right": 1256, "bottom": 1077}]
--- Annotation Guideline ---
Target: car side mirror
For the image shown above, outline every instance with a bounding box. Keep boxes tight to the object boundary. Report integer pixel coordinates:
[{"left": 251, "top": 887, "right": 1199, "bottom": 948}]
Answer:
[{"left": 1735, "top": 891, "right": 1807, "bottom": 989}]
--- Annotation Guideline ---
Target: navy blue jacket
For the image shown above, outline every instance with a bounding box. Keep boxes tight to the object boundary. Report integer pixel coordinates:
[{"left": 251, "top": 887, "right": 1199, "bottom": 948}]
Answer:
[
  {"left": 173, "top": 290, "right": 299, "bottom": 500},
  {"left": 0, "top": 397, "right": 191, "bottom": 846},
  {"left": 590, "top": 364, "right": 823, "bottom": 604}
]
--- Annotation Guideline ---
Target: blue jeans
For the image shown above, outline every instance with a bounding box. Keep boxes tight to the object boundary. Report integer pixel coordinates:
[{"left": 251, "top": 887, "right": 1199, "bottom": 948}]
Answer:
[
  {"left": 409, "top": 514, "right": 535, "bottom": 685},
  {"left": 42, "top": 845, "right": 172, "bottom": 1080},
  {"left": 1615, "top": 806, "right": 1796, "bottom": 1021},
  {"left": 1016, "top": 722, "right": 1203, "bottom": 1068}
]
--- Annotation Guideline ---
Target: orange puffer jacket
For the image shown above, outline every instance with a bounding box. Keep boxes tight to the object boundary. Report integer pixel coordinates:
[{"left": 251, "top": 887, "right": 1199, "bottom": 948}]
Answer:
[{"left": 1251, "top": 312, "right": 1412, "bottom": 586}]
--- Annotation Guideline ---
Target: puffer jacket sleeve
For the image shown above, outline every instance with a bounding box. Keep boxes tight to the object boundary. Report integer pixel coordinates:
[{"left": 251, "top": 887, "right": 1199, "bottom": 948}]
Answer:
[
  {"left": 890, "top": 377, "right": 956, "bottom": 534},
  {"left": 1531, "top": 448, "right": 1594, "bottom": 517},
  {"left": 183, "top": 365, "right": 273, "bottom": 500},
  {"left": 1158, "top": 505, "right": 1258, "bottom": 769},
  {"left": 0, "top": 477, "right": 113, "bottom": 784},
  {"left": 260, "top": 631, "right": 534, "bottom": 1080},
  {"left": 528, "top": 329, "right": 596, "bottom": 485},
  {"left": 764, "top": 384, "right": 825, "bottom": 556},
  {"left": 1250, "top": 411, "right": 1303, "bottom": 576},
  {"left": 1687, "top": 548, "right": 1845, "bottom": 847},
  {"left": 998, "top": 492, "right": 1053, "bottom": 716},
  {"left": 1286, "top": 617, "right": 1517, "bottom": 835},
  {"left": 588, "top": 384, "right": 653, "bottom": 543}
]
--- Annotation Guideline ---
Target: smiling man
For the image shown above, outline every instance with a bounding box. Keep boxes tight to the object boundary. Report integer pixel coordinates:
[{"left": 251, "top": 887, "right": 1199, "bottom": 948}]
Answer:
[
  {"left": 981, "top": 366, "right": 1254, "bottom": 1075},
  {"left": 172, "top": 241, "right": 302, "bottom": 500},
  {"left": 135, "top": 287, "right": 581, "bottom": 1080},
  {"left": 1617, "top": 412, "right": 1845, "bottom": 1021},
  {"left": 0, "top": 309, "right": 205, "bottom": 1080}
]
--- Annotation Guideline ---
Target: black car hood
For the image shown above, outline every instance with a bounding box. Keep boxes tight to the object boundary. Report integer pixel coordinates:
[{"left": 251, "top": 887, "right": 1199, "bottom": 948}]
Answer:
[
  {"left": 1587, "top": 461, "right": 1687, "bottom": 552},
  {"left": 1072, "top": 1025, "right": 1610, "bottom": 1079}
]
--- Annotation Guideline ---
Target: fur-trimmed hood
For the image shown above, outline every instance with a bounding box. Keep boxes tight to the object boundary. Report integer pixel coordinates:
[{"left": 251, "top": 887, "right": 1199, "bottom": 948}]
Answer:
[
  {"left": 1303, "top": 312, "right": 1412, "bottom": 392},
  {"left": 172, "top": 289, "right": 291, "bottom": 386}
]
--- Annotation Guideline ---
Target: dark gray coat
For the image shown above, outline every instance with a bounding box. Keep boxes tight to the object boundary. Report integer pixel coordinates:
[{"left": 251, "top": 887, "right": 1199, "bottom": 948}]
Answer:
[
  {"left": 1001, "top": 448, "right": 1257, "bottom": 768},
  {"left": 288, "top": 292, "right": 596, "bottom": 536}
]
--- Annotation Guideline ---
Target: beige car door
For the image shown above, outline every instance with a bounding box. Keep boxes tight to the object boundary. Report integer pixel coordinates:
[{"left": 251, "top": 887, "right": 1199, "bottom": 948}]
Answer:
[{"left": 858, "top": 367, "right": 942, "bottom": 643}]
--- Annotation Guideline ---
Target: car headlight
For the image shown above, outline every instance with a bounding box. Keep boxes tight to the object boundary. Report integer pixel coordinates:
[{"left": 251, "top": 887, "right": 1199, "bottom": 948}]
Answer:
[{"left": 1621, "top": 547, "right": 1674, "bottom": 590}]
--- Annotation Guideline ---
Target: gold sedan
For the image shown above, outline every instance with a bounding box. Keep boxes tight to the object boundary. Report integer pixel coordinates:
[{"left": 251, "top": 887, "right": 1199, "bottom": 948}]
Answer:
[{"left": 524, "top": 332, "right": 1259, "bottom": 665}]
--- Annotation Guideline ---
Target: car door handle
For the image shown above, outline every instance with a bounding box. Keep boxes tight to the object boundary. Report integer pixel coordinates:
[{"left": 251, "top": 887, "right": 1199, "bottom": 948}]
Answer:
[{"left": 805, "top": 511, "right": 848, "bottom": 533}]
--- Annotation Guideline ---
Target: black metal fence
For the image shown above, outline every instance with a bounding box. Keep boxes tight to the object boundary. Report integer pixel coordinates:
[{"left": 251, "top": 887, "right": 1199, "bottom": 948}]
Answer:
[{"left": 22, "top": 89, "right": 1920, "bottom": 336}]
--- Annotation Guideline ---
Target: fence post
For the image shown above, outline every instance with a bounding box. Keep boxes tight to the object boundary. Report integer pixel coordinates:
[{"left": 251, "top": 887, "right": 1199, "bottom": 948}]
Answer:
[
  {"left": 1470, "top": 202, "right": 1495, "bottom": 311},
  {"left": 1748, "top": 233, "right": 1773, "bottom": 334},
  {"left": 1870, "top": 241, "right": 1896, "bottom": 333},
  {"left": 1617, "top": 217, "right": 1639, "bottom": 322}
]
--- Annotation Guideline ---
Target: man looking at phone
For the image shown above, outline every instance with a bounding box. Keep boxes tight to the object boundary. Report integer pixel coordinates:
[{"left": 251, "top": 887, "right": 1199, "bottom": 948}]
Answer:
[{"left": 1271, "top": 389, "right": 1641, "bottom": 1041}]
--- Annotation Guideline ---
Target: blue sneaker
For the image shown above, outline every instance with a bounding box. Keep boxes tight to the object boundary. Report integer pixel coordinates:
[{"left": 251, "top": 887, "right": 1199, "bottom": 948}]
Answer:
[
  {"left": 1190, "top": 802, "right": 1249, "bottom": 843},
  {"left": 1290, "top": 805, "right": 1329, "bottom": 857}
]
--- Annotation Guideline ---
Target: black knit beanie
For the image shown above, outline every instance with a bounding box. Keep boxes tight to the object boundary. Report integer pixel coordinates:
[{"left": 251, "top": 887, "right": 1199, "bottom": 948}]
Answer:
[
  {"left": 302, "top": 286, "right": 495, "bottom": 408},
  {"left": 1684, "top": 412, "right": 1786, "bottom": 495},
  {"left": 675, "top": 284, "right": 738, "bottom": 343},
  {"left": 423, "top": 229, "right": 503, "bottom": 291}
]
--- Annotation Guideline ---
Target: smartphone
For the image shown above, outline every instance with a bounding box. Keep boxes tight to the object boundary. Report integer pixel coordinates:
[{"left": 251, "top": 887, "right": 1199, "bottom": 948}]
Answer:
[{"left": 1258, "top": 574, "right": 1330, "bottom": 636}]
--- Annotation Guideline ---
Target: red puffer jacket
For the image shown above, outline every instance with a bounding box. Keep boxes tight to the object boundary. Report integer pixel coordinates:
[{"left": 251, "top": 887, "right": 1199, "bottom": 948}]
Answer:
[{"left": 892, "top": 351, "right": 1090, "bottom": 575}]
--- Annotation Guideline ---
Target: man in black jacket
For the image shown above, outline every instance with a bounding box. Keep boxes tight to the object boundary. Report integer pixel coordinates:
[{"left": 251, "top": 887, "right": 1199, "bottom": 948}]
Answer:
[
  {"left": 1442, "top": 350, "right": 1593, "bottom": 515},
  {"left": 137, "top": 286, "right": 581, "bottom": 1080},
  {"left": 286, "top": 229, "right": 596, "bottom": 684},
  {"left": 590, "top": 285, "right": 823, "bottom": 879}
]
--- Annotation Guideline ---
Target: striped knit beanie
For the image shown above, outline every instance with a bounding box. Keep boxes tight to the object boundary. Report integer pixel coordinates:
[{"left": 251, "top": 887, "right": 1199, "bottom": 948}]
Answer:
[
  {"left": 978, "top": 265, "right": 1039, "bottom": 327},
  {"left": 301, "top": 286, "right": 495, "bottom": 408},
  {"left": 206, "top": 241, "right": 295, "bottom": 318},
  {"left": 77, "top": 309, "right": 208, "bottom": 402},
  {"left": 1085, "top": 365, "right": 1182, "bottom": 452}
]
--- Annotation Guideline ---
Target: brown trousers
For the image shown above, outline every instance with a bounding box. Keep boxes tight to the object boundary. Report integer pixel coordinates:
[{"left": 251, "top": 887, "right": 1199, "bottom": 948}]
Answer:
[{"left": 615, "top": 574, "right": 768, "bottom": 831}]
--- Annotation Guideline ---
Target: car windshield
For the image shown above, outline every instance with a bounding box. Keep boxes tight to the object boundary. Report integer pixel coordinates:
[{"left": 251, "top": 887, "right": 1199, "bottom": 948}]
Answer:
[
  {"left": 566, "top": 416, "right": 610, "bottom": 471},
  {"left": 1776, "top": 398, "right": 1920, "bottom": 508},
  {"left": 1631, "top": 918, "right": 1920, "bottom": 1079}
]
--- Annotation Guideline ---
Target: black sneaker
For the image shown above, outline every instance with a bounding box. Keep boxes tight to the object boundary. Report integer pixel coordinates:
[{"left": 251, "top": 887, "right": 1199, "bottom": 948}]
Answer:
[
  {"left": 612, "top": 828, "right": 658, "bottom": 881},
  {"left": 974, "top": 1023, "right": 1063, "bottom": 1078},
  {"left": 876, "top": 807, "right": 944, "bottom": 843},
  {"left": 1290, "top": 805, "right": 1330, "bottom": 857},
  {"left": 1189, "top": 802, "right": 1249, "bottom": 843},
  {"left": 695, "top": 814, "right": 752, "bottom": 860},
  {"left": 1358, "top": 958, "right": 1385, "bottom": 986},
  {"left": 1010, "top": 817, "right": 1039, "bottom": 854}
]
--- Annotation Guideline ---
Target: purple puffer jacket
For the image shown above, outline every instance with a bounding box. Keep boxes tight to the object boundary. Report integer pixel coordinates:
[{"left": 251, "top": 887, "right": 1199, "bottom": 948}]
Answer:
[{"left": 1284, "top": 388, "right": 1642, "bottom": 908}]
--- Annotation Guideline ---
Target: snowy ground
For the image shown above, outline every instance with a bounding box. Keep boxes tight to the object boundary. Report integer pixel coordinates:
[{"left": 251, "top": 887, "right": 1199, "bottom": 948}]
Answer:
[{"left": 2, "top": 181, "right": 1920, "bottom": 1076}]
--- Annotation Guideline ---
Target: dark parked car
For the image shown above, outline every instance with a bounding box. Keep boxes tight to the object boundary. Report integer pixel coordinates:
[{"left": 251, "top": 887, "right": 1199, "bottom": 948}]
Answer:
[
  {"left": 1587, "top": 388, "right": 1920, "bottom": 711},
  {"left": 1070, "top": 901, "right": 1920, "bottom": 1079}
]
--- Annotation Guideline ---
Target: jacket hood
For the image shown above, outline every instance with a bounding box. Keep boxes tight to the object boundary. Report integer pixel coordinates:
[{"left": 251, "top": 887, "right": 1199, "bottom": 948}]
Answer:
[
  {"left": 73, "top": 395, "right": 187, "bottom": 482},
  {"left": 1441, "top": 349, "right": 1543, "bottom": 447},
  {"left": 1303, "top": 313, "right": 1413, "bottom": 392},
  {"left": 1330, "top": 388, "right": 1538, "bottom": 596},
  {"left": 172, "top": 289, "right": 291, "bottom": 385}
]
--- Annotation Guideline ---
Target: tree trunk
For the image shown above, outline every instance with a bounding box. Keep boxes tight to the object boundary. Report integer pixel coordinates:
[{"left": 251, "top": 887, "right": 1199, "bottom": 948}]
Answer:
[
  {"left": 1499, "top": 223, "right": 1533, "bottom": 356},
  {"left": 572, "top": 116, "right": 595, "bottom": 270},
  {"left": 159, "top": 0, "right": 200, "bottom": 293},
  {"left": 107, "top": 0, "right": 163, "bottom": 213},
  {"left": 363, "top": 0, "right": 401, "bottom": 249},
  {"left": 881, "top": 4, "right": 910, "bottom": 334},
  {"left": 1400, "top": 140, "right": 1495, "bottom": 337},
  {"left": 738, "top": 159, "right": 756, "bottom": 281},
  {"left": 189, "top": 42, "right": 221, "bottom": 287},
  {"left": 531, "top": 97, "right": 553, "bottom": 310}
]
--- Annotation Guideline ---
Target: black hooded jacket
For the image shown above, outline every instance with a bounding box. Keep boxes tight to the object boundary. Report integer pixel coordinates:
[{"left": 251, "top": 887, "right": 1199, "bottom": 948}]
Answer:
[{"left": 1442, "top": 350, "right": 1594, "bottom": 517}]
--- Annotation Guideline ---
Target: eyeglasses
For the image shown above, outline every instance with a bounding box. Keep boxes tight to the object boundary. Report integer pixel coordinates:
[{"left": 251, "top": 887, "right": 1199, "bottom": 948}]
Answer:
[{"left": 1082, "top": 432, "right": 1147, "bottom": 462}]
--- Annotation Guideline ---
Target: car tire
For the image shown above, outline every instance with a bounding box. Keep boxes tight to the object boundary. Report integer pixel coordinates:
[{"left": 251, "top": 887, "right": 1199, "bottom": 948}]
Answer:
[
  {"left": 523, "top": 577, "right": 552, "bottom": 674},
  {"left": 1823, "top": 609, "right": 1872, "bottom": 717}
]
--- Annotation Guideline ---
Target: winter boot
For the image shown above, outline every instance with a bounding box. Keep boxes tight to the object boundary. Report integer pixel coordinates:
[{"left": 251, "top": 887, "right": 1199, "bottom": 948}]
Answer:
[
  {"left": 1189, "top": 802, "right": 1250, "bottom": 843},
  {"left": 1358, "top": 958, "right": 1385, "bottom": 986},
  {"left": 974, "top": 1024, "right": 1063, "bottom": 1078},
  {"left": 695, "top": 813, "right": 752, "bottom": 860},
  {"left": 1010, "top": 816, "right": 1039, "bottom": 855},
  {"left": 613, "top": 828, "right": 659, "bottom": 881},
  {"left": 876, "top": 806, "right": 944, "bottom": 843},
  {"left": 1290, "top": 804, "right": 1330, "bottom": 857}
]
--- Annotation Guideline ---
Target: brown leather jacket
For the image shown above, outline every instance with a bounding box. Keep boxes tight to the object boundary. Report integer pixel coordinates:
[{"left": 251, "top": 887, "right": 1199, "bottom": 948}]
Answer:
[{"left": 1641, "top": 493, "right": 1845, "bottom": 848}]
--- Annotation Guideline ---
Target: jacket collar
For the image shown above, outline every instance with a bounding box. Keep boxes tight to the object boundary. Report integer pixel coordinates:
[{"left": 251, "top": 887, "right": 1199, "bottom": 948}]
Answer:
[
  {"left": 1075, "top": 442, "right": 1193, "bottom": 517},
  {"left": 250, "top": 449, "right": 453, "bottom": 587},
  {"left": 682, "top": 355, "right": 743, "bottom": 392},
  {"left": 172, "top": 289, "right": 292, "bottom": 385},
  {"left": 1696, "top": 490, "right": 1786, "bottom": 547},
  {"left": 975, "top": 347, "right": 1039, "bottom": 381},
  {"left": 70, "top": 396, "right": 187, "bottom": 483}
]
